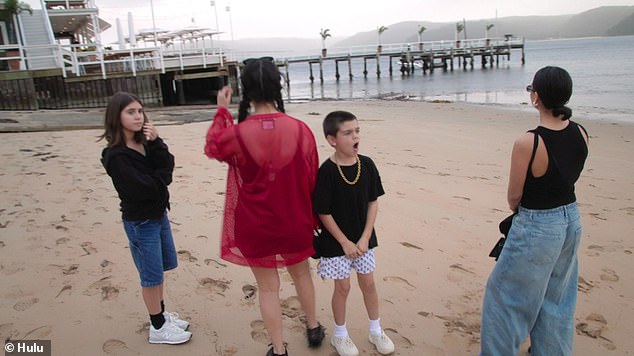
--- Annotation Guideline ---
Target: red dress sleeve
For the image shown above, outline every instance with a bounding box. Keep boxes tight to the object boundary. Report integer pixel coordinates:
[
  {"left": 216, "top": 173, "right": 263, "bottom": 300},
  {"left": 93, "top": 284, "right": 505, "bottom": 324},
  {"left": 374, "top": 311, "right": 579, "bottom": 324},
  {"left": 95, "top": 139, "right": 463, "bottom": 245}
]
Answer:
[{"left": 204, "top": 107, "right": 242, "bottom": 164}]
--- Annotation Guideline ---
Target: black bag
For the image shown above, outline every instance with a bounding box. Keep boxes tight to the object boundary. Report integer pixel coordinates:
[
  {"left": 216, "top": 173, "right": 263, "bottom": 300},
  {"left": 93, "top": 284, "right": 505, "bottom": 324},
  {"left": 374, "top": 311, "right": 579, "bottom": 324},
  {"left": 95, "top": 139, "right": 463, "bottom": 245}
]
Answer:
[
  {"left": 312, "top": 229, "right": 324, "bottom": 259},
  {"left": 489, "top": 213, "right": 516, "bottom": 261}
]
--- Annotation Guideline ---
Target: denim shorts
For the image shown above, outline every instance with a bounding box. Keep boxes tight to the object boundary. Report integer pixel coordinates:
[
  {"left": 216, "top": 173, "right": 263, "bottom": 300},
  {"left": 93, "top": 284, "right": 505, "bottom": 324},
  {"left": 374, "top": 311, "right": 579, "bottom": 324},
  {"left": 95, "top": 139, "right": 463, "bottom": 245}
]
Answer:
[{"left": 122, "top": 212, "right": 177, "bottom": 287}]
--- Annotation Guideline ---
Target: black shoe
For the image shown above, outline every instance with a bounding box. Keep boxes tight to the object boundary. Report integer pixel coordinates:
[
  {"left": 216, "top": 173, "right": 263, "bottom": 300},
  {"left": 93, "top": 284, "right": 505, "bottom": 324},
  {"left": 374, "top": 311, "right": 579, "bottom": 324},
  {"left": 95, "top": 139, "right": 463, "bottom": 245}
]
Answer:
[
  {"left": 266, "top": 345, "right": 288, "bottom": 356},
  {"left": 306, "top": 322, "right": 325, "bottom": 347}
]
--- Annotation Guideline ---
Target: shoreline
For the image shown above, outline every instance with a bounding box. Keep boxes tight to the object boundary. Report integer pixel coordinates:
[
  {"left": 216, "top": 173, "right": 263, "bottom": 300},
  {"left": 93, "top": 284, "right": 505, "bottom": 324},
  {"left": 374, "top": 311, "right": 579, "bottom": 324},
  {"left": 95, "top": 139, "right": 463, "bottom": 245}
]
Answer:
[{"left": 1, "top": 98, "right": 631, "bottom": 133}]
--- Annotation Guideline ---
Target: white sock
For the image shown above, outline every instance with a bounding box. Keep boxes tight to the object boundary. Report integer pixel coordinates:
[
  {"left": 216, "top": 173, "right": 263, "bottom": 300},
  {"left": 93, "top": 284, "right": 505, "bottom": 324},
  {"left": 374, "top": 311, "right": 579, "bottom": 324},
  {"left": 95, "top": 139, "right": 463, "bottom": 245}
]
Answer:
[
  {"left": 334, "top": 323, "right": 348, "bottom": 338},
  {"left": 369, "top": 318, "right": 382, "bottom": 336}
]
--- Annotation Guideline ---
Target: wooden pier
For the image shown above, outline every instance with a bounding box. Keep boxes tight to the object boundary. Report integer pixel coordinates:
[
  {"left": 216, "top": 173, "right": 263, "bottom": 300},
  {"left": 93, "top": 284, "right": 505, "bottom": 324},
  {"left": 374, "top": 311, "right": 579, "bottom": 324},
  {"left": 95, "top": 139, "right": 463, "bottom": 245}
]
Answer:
[{"left": 278, "top": 37, "right": 525, "bottom": 85}]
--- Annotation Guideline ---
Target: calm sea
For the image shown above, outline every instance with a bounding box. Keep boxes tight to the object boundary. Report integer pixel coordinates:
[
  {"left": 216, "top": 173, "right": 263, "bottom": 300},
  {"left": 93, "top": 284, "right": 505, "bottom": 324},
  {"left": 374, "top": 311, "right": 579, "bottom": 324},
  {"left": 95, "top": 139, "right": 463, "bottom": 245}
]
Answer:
[{"left": 283, "top": 36, "right": 634, "bottom": 122}]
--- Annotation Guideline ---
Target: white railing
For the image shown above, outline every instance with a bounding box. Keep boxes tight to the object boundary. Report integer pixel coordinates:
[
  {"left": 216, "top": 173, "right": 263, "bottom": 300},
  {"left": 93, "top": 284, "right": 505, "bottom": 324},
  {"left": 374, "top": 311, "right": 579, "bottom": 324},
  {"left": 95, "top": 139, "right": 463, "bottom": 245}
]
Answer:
[{"left": 1, "top": 43, "right": 226, "bottom": 78}]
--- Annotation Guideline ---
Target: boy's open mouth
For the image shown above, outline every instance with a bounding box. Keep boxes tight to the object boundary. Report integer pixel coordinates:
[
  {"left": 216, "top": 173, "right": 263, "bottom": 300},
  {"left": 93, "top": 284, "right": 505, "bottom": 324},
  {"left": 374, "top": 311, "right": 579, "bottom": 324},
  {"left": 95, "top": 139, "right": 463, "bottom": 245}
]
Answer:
[{"left": 353, "top": 143, "right": 359, "bottom": 149}]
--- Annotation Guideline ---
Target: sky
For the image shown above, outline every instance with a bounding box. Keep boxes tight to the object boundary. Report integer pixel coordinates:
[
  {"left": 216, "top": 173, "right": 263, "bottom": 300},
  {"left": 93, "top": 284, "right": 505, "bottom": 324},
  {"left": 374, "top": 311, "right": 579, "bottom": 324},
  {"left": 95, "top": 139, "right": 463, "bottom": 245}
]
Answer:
[{"left": 23, "top": 0, "right": 634, "bottom": 44}]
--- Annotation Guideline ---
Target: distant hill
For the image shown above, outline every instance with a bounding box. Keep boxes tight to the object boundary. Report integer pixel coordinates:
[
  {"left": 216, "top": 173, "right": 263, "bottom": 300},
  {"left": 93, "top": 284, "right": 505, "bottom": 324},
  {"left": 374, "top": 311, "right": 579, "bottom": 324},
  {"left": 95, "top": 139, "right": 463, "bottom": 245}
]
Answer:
[
  {"left": 608, "top": 12, "right": 634, "bottom": 36},
  {"left": 332, "top": 6, "right": 634, "bottom": 48},
  {"left": 219, "top": 6, "right": 634, "bottom": 56}
]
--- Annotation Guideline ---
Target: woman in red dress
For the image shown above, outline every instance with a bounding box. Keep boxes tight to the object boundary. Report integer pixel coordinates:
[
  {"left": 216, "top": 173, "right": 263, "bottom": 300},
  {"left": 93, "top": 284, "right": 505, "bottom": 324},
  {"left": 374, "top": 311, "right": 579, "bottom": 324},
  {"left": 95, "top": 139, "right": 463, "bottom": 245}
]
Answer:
[{"left": 205, "top": 57, "right": 324, "bottom": 356}]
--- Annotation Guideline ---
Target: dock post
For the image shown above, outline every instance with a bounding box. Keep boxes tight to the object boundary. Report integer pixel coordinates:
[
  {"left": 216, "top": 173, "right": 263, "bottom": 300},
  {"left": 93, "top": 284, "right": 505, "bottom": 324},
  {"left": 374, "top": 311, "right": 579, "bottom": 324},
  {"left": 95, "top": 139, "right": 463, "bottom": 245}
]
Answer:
[
  {"left": 521, "top": 45, "right": 525, "bottom": 65},
  {"left": 319, "top": 58, "right": 324, "bottom": 83},
  {"left": 284, "top": 59, "right": 290, "bottom": 100},
  {"left": 363, "top": 58, "right": 368, "bottom": 78},
  {"left": 389, "top": 56, "right": 393, "bottom": 76},
  {"left": 335, "top": 60, "right": 340, "bottom": 81},
  {"left": 347, "top": 55, "right": 353, "bottom": 80},
  {"left": 450, "top": 55, "right": 454, "bottom": 71},
  {"left": 376, "top": 54, "right": 381, "bottom": 78},
  {"left": 309, "top": 62, "right": 314, "bottom": 83}
]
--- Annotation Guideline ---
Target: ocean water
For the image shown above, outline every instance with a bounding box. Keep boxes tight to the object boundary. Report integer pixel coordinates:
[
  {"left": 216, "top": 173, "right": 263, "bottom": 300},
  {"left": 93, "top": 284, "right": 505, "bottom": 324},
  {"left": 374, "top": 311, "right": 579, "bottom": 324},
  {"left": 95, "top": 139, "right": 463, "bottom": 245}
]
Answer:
[{"left": 282, "top": 36, "right": 634, "bottom": 122}]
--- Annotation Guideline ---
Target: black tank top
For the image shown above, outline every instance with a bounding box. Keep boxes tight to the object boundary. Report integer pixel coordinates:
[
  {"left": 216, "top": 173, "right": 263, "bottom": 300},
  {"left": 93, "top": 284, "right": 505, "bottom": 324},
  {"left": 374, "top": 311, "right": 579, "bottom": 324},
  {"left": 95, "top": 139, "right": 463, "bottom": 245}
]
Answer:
[{"left": 521, "top": 121, "right": 588, "bottom": 209}]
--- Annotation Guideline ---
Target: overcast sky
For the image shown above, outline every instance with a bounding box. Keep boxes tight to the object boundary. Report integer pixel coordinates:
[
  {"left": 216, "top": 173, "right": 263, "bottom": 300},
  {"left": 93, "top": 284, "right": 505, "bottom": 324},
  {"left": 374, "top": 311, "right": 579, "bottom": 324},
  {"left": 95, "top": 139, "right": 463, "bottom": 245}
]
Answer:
[{"left": 24, "top": 0, "right": 633, "bottom": 43}]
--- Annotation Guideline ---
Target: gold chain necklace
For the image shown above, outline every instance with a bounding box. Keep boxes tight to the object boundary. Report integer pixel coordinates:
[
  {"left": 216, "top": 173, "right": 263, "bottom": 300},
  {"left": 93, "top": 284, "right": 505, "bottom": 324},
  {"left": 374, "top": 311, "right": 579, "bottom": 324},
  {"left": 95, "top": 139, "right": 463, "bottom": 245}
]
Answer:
[{"left": 334, "top": 155, "right": 361, "bottom": 185}]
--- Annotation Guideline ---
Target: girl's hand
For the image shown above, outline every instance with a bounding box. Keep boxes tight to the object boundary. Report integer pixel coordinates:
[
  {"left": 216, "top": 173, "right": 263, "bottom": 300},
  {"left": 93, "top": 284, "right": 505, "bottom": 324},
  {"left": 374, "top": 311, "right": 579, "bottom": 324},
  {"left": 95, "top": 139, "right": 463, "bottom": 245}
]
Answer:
[
  {"left": 217, "top": 86, "right": 233, "bottom": 108},
  {"left": 342, "top": 240, "right": 362, "bottom": 259},
  {"left": 143, "top": 121, "right": 157, "bottom": 141},
  {"left": 356, "top": 238, "right": 369, "bottom": 254}
]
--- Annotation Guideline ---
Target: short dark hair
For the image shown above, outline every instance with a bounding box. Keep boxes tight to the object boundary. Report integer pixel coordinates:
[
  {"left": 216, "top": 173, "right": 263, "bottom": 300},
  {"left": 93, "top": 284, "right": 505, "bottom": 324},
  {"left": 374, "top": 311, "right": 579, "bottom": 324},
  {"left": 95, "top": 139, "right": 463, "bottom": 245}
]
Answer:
[
  {"left": 532, "top": 66, "right": 573, "bottom": 120},
  {"left": 323, "top": 110, "right": 357, "bottom": 138},
  {"left": 98, "top": 91, "right": 147, "bottom": 147},
  {"left": 238, "top": 57, "right": 285, "bottom": 122}
]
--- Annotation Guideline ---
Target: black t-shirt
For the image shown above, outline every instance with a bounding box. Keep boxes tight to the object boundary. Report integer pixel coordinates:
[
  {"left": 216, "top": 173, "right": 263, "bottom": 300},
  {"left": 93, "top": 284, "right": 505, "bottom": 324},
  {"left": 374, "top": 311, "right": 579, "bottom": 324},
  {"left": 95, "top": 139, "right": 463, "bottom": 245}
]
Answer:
[{"left": 313, "top": 154, "right": 385, "bottom": 257}]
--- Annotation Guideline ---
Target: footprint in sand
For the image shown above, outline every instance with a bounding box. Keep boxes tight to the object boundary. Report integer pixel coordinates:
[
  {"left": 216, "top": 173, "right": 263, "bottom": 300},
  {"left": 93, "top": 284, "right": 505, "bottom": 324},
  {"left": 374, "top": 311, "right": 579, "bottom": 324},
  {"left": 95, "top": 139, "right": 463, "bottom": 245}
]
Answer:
[
  {"left": 586, "top": 244, "right": 604, "bottom": 257},
  {"left": 197, "top": 277, "right": 231, "bottom": 298},
  {"left": 13, "top": 297, "right": 39, "bottom": 311},
  {"left": 80, "top": 241, "right": 97, "bottom": 255},
  {"left": 177, "top": 250, "right": 198, "bottom": 262},
  {"left": 383, "top": 276, "right": 416, "bottom": 291},
  {"left": 242, "top": 284, "right": 257, "bottom": 300},
  {"left": 83, "top": 276, "right": 121, "bottom": 301},
  {"left": 578, "top": 277, "right": 594, "bottom": 293},
  {"left": 61, "top": 264, "right": 79, "bottom": 275},
  {"left": 204, "top": 258, "right": 228, "bottom": 268},
  {"left": 383, "top": 328, "right": 414, "bottom": 350},
  {"left": 448, "top": 263, "right": 475, "bottom": 282},
  {"left": 55, "top": 285, "right": 72, "bottom": 298},
  {"left": 576, "top": 313, "right": 616, "bottom": 351},
  {"left": 135, "top": 322, "right": 150, "bottom": 334},
  {"left": 249, "top": 320, "right": 269, "bottom": 344},
  {"left": 102, "top": 339, "right": 140, "bottom": 355},
  {"left": 280, "top": 296, "right": 302, "bottom": 319},
  {"left": 600, "top": 268, "right": 619, "bottom": 282},
  {"left": 56, "top": 237, "right": 69, "bottom": 245}
]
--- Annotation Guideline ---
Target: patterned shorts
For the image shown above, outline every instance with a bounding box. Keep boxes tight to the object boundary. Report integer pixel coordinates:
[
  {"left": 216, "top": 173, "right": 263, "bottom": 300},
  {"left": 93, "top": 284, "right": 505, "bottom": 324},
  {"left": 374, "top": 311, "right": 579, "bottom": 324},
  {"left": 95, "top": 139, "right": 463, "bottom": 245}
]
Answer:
[{"left": 318, "top": 249, "right": 376, "bottom": 280}]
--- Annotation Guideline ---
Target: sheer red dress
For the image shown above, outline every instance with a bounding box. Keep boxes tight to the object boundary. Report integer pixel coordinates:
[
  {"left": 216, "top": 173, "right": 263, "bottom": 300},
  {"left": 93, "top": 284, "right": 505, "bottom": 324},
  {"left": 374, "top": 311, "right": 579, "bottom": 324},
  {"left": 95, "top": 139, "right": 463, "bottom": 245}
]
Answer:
[{"left": 205, "top": 107, "right": 319, "bottom": 268}]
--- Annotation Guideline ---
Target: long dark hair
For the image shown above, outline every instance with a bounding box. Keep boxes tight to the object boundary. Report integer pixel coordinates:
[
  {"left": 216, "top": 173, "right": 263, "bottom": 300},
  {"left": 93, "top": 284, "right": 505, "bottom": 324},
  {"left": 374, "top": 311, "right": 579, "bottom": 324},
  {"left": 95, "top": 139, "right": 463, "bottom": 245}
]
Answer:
[
  {"left": 238, "top": 58, "right": 285, "bottom": 122},
  {"left": 98, "top": 91, "right": 147, "bottom": 147},
  {"left": 532, "top": 66, "right": 573, "bottom": 120}
]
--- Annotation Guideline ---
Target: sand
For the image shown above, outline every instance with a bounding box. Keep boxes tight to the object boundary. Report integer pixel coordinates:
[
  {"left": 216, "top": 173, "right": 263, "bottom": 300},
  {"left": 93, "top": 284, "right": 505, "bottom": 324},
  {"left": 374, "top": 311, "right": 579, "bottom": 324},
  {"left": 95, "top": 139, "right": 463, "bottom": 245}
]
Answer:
[{"left": 0, "top": 100, "right": 632, "bottom": 355}]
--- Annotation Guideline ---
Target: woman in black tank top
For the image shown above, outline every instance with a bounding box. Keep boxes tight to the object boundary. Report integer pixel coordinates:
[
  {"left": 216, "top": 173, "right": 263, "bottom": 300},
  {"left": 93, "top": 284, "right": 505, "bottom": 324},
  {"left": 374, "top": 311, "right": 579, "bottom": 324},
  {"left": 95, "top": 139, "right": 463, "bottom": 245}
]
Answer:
[{"left": 480, "top": 66, "right": 589, "bottom": 356}]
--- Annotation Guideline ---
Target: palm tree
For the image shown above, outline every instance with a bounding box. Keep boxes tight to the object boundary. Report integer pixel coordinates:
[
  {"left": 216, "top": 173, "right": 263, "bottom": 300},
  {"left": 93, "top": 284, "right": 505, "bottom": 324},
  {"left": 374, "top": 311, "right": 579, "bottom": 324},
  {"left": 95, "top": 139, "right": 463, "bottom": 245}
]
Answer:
[
  {"left": 319, "top": 28, "right": 331, "bottom": 57},
  {"left": 377, "top": 25, "right": 388, "bottom": 53},
  {"left": 455, "top": 22, "right": 464, "bottom": 47},
  {"left": 485, "top": 23, "right": 495, "bottom": 46},
  {"left": 417, "top": 25, "right": 426, "bottom": 50},
  {"left": 0, "top": 0, "right": 33, "bottom": 44},
  {"left": 485, "top": 24, "right": 494, "bottom": 38}
]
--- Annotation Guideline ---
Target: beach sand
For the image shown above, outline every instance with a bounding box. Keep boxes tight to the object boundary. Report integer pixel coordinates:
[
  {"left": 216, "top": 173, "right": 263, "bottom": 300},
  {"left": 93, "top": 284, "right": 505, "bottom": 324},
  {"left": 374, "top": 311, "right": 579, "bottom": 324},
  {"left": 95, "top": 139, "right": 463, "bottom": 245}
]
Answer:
[{"left": 0, "top": 100, "right": 632, "bottom": 355}]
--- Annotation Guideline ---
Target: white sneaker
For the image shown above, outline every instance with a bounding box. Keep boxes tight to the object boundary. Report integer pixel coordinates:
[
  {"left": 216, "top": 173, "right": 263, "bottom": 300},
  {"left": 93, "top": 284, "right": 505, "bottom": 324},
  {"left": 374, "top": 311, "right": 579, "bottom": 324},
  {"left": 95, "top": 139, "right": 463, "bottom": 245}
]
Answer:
[
  {"left": 164, "top": 311, "right": 190, "bottom": 330},
  {"left": 331, "top": 335, "right": 359, "bottom": 356},
  {"left": 369, "top": 331, "right": 395, "bottom": 354},
  {"left": 149, "top": 321, "right": 192, "bottom": 344}
]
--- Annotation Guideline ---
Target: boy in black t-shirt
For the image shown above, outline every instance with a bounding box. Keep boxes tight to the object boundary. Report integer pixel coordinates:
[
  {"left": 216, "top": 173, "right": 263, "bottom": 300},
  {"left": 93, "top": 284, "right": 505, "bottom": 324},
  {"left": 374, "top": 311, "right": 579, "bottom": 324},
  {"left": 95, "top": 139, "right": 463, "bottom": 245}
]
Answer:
[{"left": 313, "top": 111, "right": 395, "bottom": 356}]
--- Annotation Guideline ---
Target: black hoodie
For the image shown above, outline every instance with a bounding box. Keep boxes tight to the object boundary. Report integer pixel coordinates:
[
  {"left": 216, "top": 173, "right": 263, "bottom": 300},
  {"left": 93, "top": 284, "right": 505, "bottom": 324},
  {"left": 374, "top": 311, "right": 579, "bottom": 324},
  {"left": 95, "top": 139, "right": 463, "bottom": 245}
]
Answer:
[{"left": 101, "top": 137, "right": 174, "bottom": 221}]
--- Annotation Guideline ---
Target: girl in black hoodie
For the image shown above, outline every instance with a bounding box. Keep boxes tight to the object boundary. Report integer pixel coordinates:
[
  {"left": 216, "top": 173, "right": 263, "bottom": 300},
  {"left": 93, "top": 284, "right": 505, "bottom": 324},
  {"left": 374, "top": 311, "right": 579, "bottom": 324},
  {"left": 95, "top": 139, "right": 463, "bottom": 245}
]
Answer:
[{"left": 99, "top": 92, "right": 191, "bottom": 345}]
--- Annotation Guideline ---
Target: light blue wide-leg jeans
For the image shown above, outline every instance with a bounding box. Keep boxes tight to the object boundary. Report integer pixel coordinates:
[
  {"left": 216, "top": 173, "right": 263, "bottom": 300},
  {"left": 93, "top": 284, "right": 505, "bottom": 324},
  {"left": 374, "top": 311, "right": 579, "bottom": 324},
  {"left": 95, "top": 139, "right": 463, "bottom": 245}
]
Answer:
[{"left": 480, "top": 203, "right": 582, "bottom": 356}]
